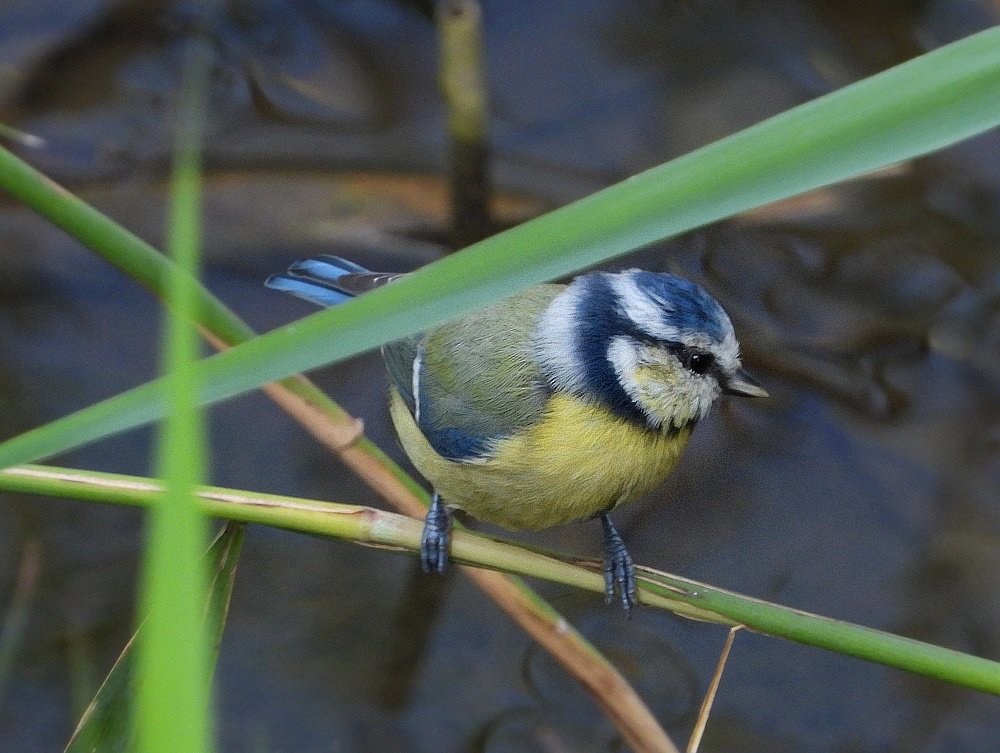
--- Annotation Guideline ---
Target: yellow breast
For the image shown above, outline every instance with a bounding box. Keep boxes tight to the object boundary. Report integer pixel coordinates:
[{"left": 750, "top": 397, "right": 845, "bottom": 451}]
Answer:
[{"left": 390, "top": 389, "right": 691, "bottom": 530}]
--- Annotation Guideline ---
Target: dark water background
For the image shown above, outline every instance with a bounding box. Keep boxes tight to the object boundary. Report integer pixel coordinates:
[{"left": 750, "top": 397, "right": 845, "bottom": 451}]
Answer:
[{"left": 2, "top": 1, "right": 1000, "bottom": 751}]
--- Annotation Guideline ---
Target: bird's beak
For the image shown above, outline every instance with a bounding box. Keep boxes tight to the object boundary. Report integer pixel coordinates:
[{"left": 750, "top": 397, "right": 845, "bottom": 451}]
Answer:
[{"left": 723, "top": 368, "right": 768, "bottom": 398}]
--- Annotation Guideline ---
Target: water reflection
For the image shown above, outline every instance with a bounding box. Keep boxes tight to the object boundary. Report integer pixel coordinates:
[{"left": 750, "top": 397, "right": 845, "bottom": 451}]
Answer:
[{"left": 1, "top": 1, "right": 1000, "bottom": 752}]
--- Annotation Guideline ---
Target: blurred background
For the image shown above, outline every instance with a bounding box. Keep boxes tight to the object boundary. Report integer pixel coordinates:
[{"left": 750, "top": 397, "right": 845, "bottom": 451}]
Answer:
[{"left": 1, "top": 1, "right": 1000, "bottom": 751}]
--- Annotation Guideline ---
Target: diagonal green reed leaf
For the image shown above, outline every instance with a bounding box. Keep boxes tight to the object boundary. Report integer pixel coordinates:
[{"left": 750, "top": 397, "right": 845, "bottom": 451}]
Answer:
[
  {"left": 0, "top": 149, "right": 253, "bottom": 346},
  {"left": 65, "top": 524, "right": 244, "bottom": 753},
  {"left": 0, "top": 26, "right": 999, "bottom": 469}
]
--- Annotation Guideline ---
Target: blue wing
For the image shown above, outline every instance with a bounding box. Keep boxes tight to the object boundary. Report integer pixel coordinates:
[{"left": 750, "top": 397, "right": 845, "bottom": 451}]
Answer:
[{"left": 265, "top": 256, "right": 401, "bottom": 306}]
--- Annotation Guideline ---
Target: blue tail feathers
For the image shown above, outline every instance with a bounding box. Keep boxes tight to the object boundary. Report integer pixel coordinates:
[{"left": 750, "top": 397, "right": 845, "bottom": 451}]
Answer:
[{"left": 265, "top": 255, "right": 372, "bottom": 308}]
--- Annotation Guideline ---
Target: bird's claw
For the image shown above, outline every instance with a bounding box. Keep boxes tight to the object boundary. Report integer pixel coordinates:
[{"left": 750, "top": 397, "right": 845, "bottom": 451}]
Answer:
[
  {"left": 601, "top": 514, "right": 637, "bottom": 616},
  {"left": 420, "top": 494, "right": 452, "bottom": 573}
]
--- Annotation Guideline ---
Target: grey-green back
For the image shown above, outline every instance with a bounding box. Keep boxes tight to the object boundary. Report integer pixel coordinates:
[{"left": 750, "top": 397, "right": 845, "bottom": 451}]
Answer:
[{"left": 383, "top": 284, "right": 562, "bottom": 462}]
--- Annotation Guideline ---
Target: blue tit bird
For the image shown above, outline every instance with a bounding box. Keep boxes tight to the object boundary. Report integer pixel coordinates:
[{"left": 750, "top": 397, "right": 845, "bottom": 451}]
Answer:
[{"left": 266, "top": 256, "right": 766, "bottom": 612}]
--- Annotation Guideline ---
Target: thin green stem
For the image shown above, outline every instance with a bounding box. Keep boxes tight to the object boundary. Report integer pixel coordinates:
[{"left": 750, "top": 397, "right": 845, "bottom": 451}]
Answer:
[
  {"left": 437, "top": 0, "right": 493, "bottom": 247},
  {"left": 133, "top": 18, "right": 214, "bottom": 753},
  {"left": 0, "top": 144, "right": 251, "bottom": 345},
  {"left": 4, "top": 463, "right": 1000, "bottom": 697}
]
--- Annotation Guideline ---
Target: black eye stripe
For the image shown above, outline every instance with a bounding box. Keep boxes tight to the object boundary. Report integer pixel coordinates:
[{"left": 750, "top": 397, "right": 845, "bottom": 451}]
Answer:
[{"left": 625, "top": 337, "right": 716, "bottom": 375}]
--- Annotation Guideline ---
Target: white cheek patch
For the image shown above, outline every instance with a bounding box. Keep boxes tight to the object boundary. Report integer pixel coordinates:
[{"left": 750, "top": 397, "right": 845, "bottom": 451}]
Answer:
[
  {"left": 534, "top": 282, "right": 588, "bottom": 394},
  {"left": 685, "top": 377, "right": 723, "bottom": 423},
  {"left": 606, "top": 336, "right": 642, "bottom": 394},
  {"left": 608, "top": 273, "right": 681, "bottom": 342},
  {"left": 607, "top": 336, "right": 721, "bottom": 428}
]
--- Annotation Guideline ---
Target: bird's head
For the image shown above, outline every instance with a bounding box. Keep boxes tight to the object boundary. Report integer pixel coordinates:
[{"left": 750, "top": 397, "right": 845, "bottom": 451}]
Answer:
[{"left": 534, "top": 269, "right": 766, "bottom": 432}]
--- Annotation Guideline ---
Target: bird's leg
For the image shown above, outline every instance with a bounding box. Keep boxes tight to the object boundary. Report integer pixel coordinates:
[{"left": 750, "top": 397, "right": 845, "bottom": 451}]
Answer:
[
  {"left": 421, "top": 493, "right": 453, "bottom": 573},
  {"left": 601, "top": 513, "right": 637, "bottom": 615}
]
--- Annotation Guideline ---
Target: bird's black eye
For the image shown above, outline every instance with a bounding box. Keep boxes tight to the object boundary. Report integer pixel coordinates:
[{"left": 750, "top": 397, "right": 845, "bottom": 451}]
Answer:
[
  {"left": 688, "top": 352, "right": 714, "bottom": 375},
  {"left": 671, "top": 345, "right": 714, "bottom": 375}
]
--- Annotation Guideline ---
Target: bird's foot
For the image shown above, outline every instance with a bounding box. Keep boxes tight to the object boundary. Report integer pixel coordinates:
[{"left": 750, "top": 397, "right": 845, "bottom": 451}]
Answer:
[
  {"left": 601, "top": 514, "right": 637, "bottom": 616},
  {"left": 420, "top": 494, "right": 453, "bottom": 573}
]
